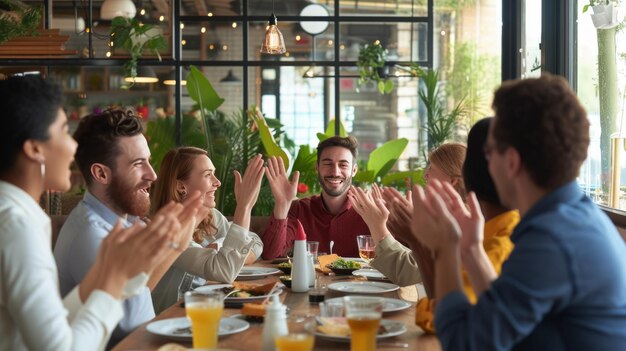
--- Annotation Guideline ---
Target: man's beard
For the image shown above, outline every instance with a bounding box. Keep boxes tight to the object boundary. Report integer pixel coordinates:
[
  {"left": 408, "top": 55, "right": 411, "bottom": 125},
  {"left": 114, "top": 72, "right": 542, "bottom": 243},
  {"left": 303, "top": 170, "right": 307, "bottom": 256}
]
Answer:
[
  {"left": 318, "top": 173, "right": 352, "bottom": 197},
  {"left": 107, "top": 175, "right": 151, "bottom": 217}
]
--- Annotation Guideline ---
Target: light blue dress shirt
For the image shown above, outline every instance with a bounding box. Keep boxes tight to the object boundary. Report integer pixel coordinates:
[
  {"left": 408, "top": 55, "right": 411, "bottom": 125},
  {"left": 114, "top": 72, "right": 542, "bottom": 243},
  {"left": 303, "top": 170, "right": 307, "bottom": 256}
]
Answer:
[
  {"left": 435, "top": 181, "right": 626, "bottom": 351},
  {"left": 54, "top": 191, "right": 155, "bottom": 348}
]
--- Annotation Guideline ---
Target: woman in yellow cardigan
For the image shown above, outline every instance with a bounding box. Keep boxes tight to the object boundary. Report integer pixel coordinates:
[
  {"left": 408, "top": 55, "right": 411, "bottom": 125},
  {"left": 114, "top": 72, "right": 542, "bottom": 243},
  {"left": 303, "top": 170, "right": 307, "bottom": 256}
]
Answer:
[{"left": 349, "top": 117, "right": 518, "bottom": 334}]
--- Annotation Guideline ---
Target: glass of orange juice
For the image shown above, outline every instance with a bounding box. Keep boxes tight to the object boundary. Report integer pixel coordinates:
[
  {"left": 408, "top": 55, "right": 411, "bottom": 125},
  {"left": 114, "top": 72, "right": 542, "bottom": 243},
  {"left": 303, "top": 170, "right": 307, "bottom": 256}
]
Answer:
[
  {"left": 184, "top": 290, "right": 224, "bottom": 349},
  {"left": 275, "top": 315, "right": 315, "bottom": 351},
  {"left": 344, "top": 296, "right": 383, "bottom": 351}
]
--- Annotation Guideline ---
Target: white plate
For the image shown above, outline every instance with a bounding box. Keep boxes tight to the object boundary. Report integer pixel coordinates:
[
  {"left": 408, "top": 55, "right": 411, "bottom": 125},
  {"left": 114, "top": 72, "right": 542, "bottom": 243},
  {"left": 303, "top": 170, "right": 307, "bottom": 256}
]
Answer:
[
  {"left": 235, "top": 266, "right": 281, "bottom": 280},
  {"left": 195, "top": 284, "right": 282, "bottom": 304},
  {"left": 315, "top": 319, "right": 406, "bottom": 342},
  {"left": 352, "top": 269, "right": 389, "bottom": 281},
  {"left": 327, "top": 281, "right": 399, "bottom": 294},
  {"left": 146, "top": 317, "right": 249, "bottom": 341},
  {"left": 323, "top": 296, "right": 411, "bottom": 314}
]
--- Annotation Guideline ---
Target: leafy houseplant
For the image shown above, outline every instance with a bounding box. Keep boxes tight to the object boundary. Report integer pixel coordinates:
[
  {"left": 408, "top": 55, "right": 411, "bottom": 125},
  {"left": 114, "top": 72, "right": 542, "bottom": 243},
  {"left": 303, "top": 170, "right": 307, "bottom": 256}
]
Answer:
[
  {"left": 418, "top": 68, "right": 469, "bottom": 150},
  {"left": 109, "top": 16, "right": 167, "bottom": 86},
  {"left": 0, "top": 0, "right": 41, "bottom": 44},
  {"left": 357, "top": 43, "right": 394, "bottom": 94}
]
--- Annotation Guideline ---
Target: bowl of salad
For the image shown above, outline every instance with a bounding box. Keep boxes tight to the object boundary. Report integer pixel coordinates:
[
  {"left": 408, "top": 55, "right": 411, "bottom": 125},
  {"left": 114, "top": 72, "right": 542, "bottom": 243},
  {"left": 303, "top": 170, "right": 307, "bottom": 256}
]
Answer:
[
  {"left": 276, "top": 261, "right": 292, "bottom": 275},
  {"left": 326, "top": 258, "right": 362, "bottom": 275}
]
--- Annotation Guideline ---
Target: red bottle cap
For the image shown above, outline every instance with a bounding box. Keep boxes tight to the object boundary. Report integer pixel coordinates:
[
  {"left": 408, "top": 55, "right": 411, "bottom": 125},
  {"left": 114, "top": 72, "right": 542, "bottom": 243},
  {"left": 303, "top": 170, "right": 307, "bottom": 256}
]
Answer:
[{"left": 295, "top": 220, "right": 307, "bottom": 241}]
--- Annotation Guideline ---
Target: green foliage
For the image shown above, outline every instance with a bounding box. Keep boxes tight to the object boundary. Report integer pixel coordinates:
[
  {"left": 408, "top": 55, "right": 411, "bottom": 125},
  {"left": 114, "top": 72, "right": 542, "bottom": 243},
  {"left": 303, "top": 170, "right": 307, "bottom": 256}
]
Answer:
[
  {"left": 381, "top": 169, "right": 425, "bottom": 191},
  {"left": 291, "top": 144, "right": 320, "bottom": 196},
  {"left": 353, "top": 138, "right": 409, "bottom": 184},
  {"left": 0, "top": 1, "right": 41, "bottom": 44},
  {"left": 146, "top": 114, "right": 207, "bottom": 173},
  {"left": 249, "top": 108, "right": 290, "bottom": 170},
  {"left": 582, "top": 1, "right": 612, "bottom": 13},
  {"left": 187, "top": 66, "right": 225, "bottom": 112},
  {"left": 446, "top": 42, "right": 499, "bottom": 125},
  {"left": 356, "top": 43, "right": 394, "bottom": 94},
  {"left": 109, "top": 16, "right": 167, "bottom": 85},
  {"left": 419, "top": 68, "right": 468, "bottom": 150},
  {"left": 317, "top": 118, "right": 348, "bottom": 142}
]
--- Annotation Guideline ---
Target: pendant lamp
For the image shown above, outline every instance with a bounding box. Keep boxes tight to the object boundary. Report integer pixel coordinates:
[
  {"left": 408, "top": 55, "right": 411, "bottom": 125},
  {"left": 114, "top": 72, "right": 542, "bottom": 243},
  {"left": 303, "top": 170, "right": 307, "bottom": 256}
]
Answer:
[
  {"left": 101, "top": 0, "right": 137, "bottom": 20},
  {"left": 260, "top": 0, "right": 286, "bottom": 54},
  {"left": 220, "top": 70, "right": 241, "bottom": 83},
  {"left": 163, "top": 69, "right": 188, "bottom": 86},
  {"left": 124, "top": 66, "right": 158, "bottom": 84}
]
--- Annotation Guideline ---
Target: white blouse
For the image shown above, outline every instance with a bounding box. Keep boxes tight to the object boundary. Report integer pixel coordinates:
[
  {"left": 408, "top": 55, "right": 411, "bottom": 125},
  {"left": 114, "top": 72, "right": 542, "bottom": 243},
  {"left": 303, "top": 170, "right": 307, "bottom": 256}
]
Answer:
[{"left": 0, "top": 181, "right": 123, "bottom": 351}]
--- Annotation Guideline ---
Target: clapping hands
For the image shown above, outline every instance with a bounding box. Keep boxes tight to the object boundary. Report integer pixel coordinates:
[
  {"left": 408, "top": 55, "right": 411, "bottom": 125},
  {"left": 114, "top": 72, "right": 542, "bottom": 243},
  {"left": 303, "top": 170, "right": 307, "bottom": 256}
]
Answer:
[
  {"left": 348, "top": 184, "right": 391, "bottom": 242},
  {"left": 234, "top": 154, "right": 265, "bottom": 210}
]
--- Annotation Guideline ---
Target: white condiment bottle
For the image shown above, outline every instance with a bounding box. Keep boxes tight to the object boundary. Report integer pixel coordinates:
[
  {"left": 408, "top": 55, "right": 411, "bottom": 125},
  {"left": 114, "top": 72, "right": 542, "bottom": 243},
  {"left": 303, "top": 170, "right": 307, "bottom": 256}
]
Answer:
[
  {"left": 291, "top": 220, "right": 310, "bottom": 293},
  {"left": 262, "top": 295, "right": 289, "bottom": 351}
]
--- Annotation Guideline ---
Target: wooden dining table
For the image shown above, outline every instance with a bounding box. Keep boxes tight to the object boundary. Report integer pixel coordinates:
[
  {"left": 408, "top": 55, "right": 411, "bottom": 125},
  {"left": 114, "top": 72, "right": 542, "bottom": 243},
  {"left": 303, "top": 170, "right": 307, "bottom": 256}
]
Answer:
[{"left": 112, "top": 261, "right": 442, "bottom": 351}]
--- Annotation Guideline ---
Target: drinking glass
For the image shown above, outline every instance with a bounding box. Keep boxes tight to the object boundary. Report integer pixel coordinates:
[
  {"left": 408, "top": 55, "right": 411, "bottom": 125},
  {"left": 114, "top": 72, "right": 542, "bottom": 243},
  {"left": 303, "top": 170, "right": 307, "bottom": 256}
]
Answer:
[
  {"left": 319, "top": 300, "right": 344, "bottom": 318},
  {"left": 275, "top": 315, "right": 316, "bottom": 351},
  {"left": 184, "top": 290, "right": 224, "bottom": 349},
  {"left": 344, "top": 296, "right": 383, "bottom": 351},
  {"left": 306, "top": 241, "right": 319, "bottom": 262},
  {"left": 357, "top": 235, "right": 376, "bottom": 263}
]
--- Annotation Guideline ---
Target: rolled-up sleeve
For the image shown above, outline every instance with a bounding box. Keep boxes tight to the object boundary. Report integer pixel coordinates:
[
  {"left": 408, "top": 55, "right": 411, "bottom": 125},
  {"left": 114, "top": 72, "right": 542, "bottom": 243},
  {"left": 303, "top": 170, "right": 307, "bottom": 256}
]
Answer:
[
  {"left": 175, "top": 222, "right": 254, "bottom": 283},
  {"left": 371, "top": 235, "right": 422, "bottom": 286}
]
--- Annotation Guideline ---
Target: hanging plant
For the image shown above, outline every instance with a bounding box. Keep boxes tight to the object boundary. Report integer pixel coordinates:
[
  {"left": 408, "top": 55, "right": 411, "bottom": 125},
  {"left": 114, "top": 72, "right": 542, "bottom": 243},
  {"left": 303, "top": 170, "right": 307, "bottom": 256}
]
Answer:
[
  {"left": 109, "top": 16, "right": 167, "bottom": 87},
  {"left": 356, "top": 42, "right": 394, "bottom": 94},
  {"left": 0, "top": 0, "right": 42, "bottom": 44}
]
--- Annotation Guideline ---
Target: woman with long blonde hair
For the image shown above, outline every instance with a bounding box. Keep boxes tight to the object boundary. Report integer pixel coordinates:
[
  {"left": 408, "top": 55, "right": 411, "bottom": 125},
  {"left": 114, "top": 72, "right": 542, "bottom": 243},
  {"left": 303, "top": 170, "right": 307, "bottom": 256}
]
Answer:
[{"left": 151, "top": 146, "right": 265, "bottom": 313}]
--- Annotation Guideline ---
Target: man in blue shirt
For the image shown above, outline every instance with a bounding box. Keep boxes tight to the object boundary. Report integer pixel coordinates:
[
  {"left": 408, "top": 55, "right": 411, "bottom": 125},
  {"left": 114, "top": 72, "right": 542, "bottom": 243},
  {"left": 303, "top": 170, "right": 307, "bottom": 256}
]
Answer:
[
  {"left": 53, "top": 109, "right": 197, "bottom": 348},
  {"left": 409, "top": 74, "right": 626, "bottom": 350}
]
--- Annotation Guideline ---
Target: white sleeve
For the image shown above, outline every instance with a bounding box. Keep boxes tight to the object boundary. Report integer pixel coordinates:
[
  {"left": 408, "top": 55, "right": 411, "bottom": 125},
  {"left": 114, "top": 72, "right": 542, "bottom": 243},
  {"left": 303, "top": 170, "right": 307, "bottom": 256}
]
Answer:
[
  {"left": 2, "top": 217, "right": 123, "bottom": 351},
  {"left": 213, "top": 209, "right": 263, "bottom": 260}
]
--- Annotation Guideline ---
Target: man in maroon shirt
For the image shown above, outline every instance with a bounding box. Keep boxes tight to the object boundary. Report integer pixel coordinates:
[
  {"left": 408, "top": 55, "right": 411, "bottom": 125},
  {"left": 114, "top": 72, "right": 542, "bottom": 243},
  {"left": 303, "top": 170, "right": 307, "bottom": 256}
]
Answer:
[{"left": 261, "top": 136, "right": 370, "bottom": 259}]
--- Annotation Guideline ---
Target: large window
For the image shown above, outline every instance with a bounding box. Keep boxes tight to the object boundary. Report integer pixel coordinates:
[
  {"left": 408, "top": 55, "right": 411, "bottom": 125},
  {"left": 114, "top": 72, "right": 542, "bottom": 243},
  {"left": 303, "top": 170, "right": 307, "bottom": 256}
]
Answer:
[
  {"left": 0, "top": 0, "right": 502, "bottom": 174},
  {"left": 575, "top": 2, "right": 626, "bottom": 209}
]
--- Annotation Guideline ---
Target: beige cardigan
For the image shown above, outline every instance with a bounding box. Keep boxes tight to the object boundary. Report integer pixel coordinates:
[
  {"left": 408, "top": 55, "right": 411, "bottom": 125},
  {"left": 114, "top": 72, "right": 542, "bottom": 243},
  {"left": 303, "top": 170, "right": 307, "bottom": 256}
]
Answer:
[
  {"left": 151, "top": 209, "right": 263, "bottom": 313},
  {"left": 370, "top": 235, "right": 422, "bottom": 287}
]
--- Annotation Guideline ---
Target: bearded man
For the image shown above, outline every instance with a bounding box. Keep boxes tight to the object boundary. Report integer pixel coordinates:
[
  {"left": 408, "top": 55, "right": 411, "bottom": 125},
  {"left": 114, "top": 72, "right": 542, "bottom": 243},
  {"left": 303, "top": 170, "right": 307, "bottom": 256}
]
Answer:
[
  {"left": 261, "top": 136, "right": 370, "bottom": 259},
  {"left": 54, "top": 108, "right": 159, "bottom": 348}
]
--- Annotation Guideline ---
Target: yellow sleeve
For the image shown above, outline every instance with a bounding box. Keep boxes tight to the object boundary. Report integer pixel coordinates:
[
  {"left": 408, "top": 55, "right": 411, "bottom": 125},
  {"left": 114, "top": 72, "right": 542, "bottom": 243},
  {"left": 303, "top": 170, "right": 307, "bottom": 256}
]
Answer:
[
  {"left": 415, "top": 297, "right": 436, "bottom": 334},
  {"left": 483, "top": 235, "right": 514, "bottom": 275}
]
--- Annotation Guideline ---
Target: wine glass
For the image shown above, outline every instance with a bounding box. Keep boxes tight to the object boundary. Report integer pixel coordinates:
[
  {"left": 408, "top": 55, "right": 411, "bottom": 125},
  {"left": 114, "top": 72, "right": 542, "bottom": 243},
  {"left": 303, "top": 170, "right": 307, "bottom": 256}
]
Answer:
[{"left": 357, "top": 235, "right": 376, "bottom": 264}]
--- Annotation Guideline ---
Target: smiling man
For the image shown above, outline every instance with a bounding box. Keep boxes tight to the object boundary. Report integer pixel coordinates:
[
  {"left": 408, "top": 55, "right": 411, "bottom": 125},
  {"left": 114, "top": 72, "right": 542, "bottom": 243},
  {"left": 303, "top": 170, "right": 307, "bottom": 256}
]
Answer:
[
  {"left": 261, "top": 136, "right": 370, "bottom": 259},
  {"left": 53, "top": 108, "right": 159, "bottom": 348}
]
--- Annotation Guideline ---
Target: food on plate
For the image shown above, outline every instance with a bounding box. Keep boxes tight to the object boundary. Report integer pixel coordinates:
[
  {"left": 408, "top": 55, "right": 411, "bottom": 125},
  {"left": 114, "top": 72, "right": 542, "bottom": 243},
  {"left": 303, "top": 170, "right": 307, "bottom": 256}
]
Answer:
[
  {"left": 276, "top": 261, "right": 292, "bottom": 275},
  {"left": 317, "top": 254, "right": 340, "bottom": 273},
  {"left": 217, "top": 281, "right": 278, "bottom": 298},
  {"left": 316, "top": 317, "right": 350, "bottom": 337},
  {"left": 279, "top": 275, "right": 292, "bottom": 289},
  {"left": 242, "top": 302, "right": 266, "bottom": 322},
  {"left": 327, "top": 258, "right": 362, "bottom": 269},
  {"left": 317, "top": 317, "right": 388, "bottom": 337},
  {"left": 157, "top": 343, "right": 189, "bottom": 351}
]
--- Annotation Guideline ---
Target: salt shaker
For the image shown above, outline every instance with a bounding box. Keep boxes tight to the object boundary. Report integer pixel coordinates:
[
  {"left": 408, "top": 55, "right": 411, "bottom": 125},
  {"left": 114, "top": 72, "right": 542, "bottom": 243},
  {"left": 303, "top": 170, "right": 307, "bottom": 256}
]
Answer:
[{"left": 262, "top": 295, "right": 288, "bottom": 351}]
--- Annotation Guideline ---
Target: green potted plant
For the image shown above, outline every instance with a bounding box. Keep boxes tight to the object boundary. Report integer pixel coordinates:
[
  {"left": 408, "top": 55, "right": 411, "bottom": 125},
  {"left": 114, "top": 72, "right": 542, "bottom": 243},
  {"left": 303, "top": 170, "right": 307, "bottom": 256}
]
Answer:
[
  {"left": 0, "top": 0, "right": 41, "bottom": 44},
  {"left": 357, "top": 42, "right": 394, "bottom": 94},
  {"left": 109, "top": 16, "right": 167, "bottom": 86}
]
